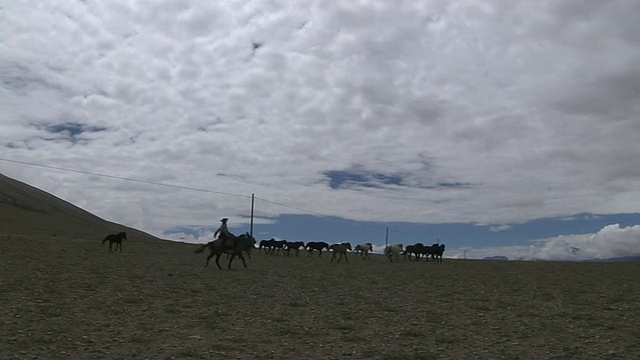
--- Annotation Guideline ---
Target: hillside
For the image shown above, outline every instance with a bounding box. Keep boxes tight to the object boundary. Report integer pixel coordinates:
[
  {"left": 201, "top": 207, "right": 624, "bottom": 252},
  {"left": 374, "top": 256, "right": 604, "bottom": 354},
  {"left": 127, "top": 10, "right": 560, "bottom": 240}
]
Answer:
[{"left": 0, "top": 173, "right": 161, "bottom": 242}]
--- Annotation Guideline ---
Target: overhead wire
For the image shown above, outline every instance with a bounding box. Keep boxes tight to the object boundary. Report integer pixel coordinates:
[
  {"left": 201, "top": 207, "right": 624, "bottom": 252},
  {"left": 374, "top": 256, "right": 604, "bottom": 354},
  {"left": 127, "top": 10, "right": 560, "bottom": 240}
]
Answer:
[{"left": 0, "top": 157, "right": 429, "bottom": 242}]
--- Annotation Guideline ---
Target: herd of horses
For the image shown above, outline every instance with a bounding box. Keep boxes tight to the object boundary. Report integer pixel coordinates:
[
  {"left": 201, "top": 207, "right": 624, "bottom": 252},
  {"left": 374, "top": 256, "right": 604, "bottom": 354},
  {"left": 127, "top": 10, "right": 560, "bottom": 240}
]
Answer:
[
  {"left": 102, "top": 232, "right": 446, "bottom": 270},
  {"left": 384, "top": 243, "right": 446, "bottom": 263}
]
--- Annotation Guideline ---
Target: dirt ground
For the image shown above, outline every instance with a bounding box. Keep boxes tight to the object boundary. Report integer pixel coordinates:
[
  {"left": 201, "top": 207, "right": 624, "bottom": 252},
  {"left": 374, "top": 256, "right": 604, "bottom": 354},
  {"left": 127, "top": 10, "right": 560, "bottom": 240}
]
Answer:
[{"left": 1, "top": 235, "right": 639, "bottom": 359}]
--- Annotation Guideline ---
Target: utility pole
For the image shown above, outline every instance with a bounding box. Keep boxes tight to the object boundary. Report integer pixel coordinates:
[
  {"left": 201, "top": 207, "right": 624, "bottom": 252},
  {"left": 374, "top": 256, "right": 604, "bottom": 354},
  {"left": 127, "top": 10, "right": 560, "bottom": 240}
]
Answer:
[
  {"left": 385, "top": 226, "right": 389, "bottom": 247},
  {"left": 250, "top": 193, "right": 254, "bottom": 237}
]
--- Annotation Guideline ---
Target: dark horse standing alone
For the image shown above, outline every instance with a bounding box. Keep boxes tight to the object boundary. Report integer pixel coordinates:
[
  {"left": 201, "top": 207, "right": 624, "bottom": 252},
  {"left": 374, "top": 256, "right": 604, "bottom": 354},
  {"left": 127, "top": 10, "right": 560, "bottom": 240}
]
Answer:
[
  {"left": 102, "top": 232, "right": 126, "bottom": 252},
  {"left": 194, "top": 233, "right": 255, "bottom": 270}
]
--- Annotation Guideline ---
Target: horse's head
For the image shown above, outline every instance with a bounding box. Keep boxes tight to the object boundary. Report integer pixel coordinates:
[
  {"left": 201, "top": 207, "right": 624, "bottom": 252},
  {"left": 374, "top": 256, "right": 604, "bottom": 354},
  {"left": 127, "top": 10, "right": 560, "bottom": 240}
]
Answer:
[{"left": 243, "top": 233, "right": 257, "bottom": 245}]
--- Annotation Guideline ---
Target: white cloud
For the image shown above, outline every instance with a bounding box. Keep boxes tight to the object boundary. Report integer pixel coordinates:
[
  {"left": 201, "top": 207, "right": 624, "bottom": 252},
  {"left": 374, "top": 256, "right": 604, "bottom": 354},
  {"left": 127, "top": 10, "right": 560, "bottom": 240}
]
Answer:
[
  {"left": 450, "top": 224, "right": 640, "bottom": 261},
  {"left": 490, "top": 224, "right": 511, "bottom": 232},
  {"left": 1, "top": 1, "right": 639, "bottom": 239}
]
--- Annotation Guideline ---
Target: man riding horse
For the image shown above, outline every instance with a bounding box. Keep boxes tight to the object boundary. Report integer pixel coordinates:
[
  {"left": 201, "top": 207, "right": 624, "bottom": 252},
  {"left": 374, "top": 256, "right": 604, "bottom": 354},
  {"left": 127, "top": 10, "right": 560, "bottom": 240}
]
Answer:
[{"left": 214, "top": 217, "right": 237, "bottom": 249}]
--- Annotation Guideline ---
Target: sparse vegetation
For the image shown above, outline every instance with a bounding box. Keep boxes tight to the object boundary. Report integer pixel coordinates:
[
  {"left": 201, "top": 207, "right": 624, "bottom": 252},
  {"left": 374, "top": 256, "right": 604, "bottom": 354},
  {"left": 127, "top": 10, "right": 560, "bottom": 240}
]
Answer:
[{"left": 1, "top": 235, "right": 640, "bottom": 359}]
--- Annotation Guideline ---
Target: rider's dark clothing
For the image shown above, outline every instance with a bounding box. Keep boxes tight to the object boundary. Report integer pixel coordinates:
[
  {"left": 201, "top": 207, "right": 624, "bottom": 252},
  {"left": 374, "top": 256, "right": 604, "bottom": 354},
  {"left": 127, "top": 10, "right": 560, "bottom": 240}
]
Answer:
[{"left": 214, "top": 222, "right": 236, "bottom": 249}]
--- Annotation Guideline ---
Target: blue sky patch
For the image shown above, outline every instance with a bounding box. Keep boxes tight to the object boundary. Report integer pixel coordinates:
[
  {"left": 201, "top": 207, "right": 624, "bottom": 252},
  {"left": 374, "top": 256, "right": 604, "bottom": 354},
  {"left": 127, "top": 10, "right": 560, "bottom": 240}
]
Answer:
[
  {"left": 325, "top": 170, "right": 403, "bottom": 189},
  {"left": 45, "top": 122, "right": 107, "bottom": 136},
  {"left": 437, "top": 182, "right": 472, "bottom": 189},
  {"left": 219, "top": 212, "right": 640, "bottom": 252},
  {"left": 39, "top": 122, "right": 108, "bottom": 144}
]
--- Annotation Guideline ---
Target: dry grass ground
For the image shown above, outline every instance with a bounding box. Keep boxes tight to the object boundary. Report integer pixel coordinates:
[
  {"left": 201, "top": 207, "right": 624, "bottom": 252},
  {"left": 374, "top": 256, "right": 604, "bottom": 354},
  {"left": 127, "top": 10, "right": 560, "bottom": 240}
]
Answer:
[{"left": 1, "top": 235, "right": 639, "bottom": 360}]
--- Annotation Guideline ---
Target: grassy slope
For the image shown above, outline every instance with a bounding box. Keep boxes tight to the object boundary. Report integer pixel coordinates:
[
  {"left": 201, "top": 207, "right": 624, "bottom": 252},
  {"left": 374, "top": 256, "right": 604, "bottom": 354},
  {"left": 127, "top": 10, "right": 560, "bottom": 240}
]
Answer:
[
  {"left": 1, "top": 174, "right": 639, "bottom": 358},
  {"left": 1, "top": 235, "right": 639, "bottom": 359},
  {"left": 0, "top": 173, "right": 160, "bottom": 242}
]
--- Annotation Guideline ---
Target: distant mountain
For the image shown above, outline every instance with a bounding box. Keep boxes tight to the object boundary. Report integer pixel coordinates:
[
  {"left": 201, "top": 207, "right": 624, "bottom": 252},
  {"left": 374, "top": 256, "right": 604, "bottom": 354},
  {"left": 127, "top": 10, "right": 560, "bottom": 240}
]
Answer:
[
  {"left": 583, "top": 256, "right": 640, "bottom": 262},
  {"left": 483, "top": 256, "right": 509, "bottom": 261},
  {"left": 481, "top": 255, "right": 640, "bottom": 262},
  {"left": 0, "top": 173, "right": 161, "bottom": 242}
]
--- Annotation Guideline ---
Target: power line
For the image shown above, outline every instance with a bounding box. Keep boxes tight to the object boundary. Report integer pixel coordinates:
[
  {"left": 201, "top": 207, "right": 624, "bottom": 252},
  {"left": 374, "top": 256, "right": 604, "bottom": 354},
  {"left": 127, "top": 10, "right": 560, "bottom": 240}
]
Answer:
[
  {"left": 0, "top": 157, "right": 250, "bottom": 199},
  {"left": 1, "top": 157, "right": 430, "bottom": 242}
]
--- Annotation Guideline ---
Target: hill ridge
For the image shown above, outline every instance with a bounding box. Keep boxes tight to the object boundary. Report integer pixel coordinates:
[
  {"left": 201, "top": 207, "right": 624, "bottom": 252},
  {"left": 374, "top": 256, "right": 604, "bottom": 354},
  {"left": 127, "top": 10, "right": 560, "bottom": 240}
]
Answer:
[{"left": 0, "top": 173, "right": 162, "bottom": 242}]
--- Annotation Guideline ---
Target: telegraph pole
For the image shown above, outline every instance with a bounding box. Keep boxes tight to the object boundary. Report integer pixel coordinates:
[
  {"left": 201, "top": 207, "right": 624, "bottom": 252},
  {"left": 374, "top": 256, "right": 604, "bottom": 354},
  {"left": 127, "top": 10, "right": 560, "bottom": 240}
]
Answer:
[
  {"left": 250, "top": 193, "right": 254, "bottom": 237},
  {"left": 385, "top": 226, "right": 389, "bottom": 247}
]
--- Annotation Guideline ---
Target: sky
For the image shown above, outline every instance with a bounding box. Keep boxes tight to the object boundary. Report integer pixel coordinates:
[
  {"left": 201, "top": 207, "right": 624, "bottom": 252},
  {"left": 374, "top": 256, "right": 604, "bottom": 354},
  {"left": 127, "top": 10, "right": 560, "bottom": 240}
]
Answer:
[{"left": 1, "top": 0, "right": 640, "bottom": 260}]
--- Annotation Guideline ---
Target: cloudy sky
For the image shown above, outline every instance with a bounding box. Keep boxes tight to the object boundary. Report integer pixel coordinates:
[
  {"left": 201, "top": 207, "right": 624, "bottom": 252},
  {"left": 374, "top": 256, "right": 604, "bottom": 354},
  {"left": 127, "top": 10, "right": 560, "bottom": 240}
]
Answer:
[{"left": 2, "top": 0, "right": 640, "bottom": 260}]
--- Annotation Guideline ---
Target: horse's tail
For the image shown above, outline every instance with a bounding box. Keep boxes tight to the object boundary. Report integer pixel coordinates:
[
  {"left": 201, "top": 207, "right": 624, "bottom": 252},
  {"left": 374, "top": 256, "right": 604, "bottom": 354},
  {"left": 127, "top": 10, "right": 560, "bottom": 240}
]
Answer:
[{"left": 194, "top": 244, "right": 209, "bottom": 254}]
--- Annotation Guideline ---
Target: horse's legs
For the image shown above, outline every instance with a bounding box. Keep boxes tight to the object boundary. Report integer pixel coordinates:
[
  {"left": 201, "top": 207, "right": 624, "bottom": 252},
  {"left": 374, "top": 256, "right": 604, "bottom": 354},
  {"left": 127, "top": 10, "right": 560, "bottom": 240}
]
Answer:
[
  {"left": 238, "top": 253, "right": 247, "bottom": 268},
  {"left": 214, "top": 254, "right": 224, "bottom": 270},
  {"left": 226, "top": 253, "right": 247, "bottom": 269},
  {"left": 205, "top": 252, "right": 215, "bottom": 267},
  {"left": 344, "top": 252, "right": 348, "bottom": 263}
]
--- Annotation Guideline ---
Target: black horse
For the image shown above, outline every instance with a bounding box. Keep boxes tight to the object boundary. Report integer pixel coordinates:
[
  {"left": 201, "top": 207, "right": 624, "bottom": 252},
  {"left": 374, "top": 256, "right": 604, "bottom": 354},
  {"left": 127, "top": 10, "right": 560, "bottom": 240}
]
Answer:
[
  {"left": 194, "top": 233, "right": 256, "bottom": 270},
  {"left": 306, "top": 241, "right": 329, "bottom": 257},
  {"left": 285, "top": 241, "right": 305, "bottom": 256},
  {"left": 423, "top": 243, "right": 446, "bottom": 263},
  {"left": 270, "top": 240, "right": 288, "bottom": 255},
  {"left": 258, "top": 238, "right": 275, "bottom": 254},
  {"left": 102, "top": 232, "right": 126, "bottom": 252},
  {"left": 404, "top": 243, "right": 425, "bottom": 261},
  {"left": 231, "top": 234, "right": 256, "bottom": 259}
]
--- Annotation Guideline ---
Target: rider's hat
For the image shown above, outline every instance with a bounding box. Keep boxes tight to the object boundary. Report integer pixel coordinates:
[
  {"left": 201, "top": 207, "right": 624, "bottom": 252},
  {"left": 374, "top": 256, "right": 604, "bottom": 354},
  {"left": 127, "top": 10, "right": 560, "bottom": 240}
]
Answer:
[{"left": 220, "top": 218, "right": 229, "bottom": 222}]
